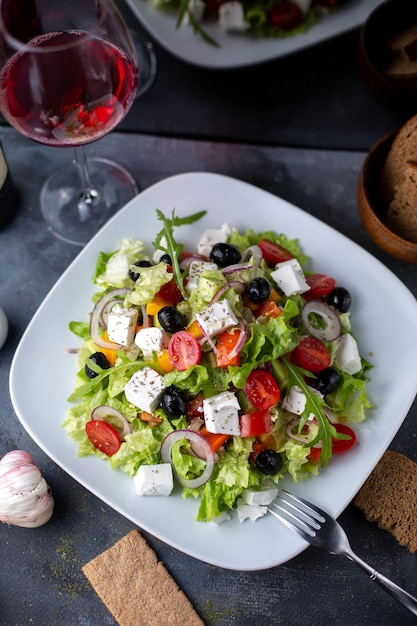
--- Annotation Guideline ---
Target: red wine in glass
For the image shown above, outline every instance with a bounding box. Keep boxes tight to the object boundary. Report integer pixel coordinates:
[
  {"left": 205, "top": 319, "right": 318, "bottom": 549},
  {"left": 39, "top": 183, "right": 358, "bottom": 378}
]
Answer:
[
  {"left": 0, "top": 0, "right": 139, "bottom": 246},
  {"left": 0, "top": 31, "right": 137, "bottom": 146}
]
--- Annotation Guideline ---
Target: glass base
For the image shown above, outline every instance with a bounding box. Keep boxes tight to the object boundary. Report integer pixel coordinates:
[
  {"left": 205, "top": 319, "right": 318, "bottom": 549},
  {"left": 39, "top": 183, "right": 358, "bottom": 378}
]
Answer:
[
  {"left": 133, "top": 36, "right": 157, "bottom": 99},
  {"left": 40, "top": 157, "right": 138, "bottom": 246}
]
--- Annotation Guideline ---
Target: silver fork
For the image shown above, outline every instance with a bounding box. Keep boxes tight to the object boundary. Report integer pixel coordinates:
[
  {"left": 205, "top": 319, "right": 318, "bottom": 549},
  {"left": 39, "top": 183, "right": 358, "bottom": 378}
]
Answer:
[{"left": 268, "top": 490, "right": 417, "bottom": 616}]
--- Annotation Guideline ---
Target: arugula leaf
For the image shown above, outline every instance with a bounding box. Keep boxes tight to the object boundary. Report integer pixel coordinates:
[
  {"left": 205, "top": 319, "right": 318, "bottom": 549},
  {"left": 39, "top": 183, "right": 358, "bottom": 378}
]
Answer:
[
  {"left": 176, "top": 0, "right": 219, "bottom": 47},
  {"left": 281, "top": 356, "right": 337, "bottom": 467},
  {"left": 152, "top": 209, "right": 206, "bottom": 300},
  {"left": 187, "top": 11, "right": 220, "bottom": 47}
]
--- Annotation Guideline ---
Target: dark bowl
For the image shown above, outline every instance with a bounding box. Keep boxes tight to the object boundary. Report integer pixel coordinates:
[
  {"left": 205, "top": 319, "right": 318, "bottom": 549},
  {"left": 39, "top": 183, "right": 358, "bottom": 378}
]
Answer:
[
  {"left": 357, "top": 130, "right": 417, "bottom": 264},
  {"left": 357, "top": 0, "right": 417, "bottom": 113}
]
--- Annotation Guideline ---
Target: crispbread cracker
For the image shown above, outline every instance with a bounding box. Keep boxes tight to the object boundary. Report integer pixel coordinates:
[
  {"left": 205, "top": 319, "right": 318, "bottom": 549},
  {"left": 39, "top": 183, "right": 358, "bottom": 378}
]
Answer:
[
  {"left": 354, "top": 451, "right": 417, "bottom": 552},
  {"left": 82, "top": 530, "right": 205, "bottom": 626}
]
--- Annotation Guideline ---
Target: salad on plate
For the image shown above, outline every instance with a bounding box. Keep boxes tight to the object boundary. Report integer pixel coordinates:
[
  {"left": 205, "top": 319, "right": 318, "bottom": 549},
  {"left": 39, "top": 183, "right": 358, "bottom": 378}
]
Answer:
[
  {"left": 64, "top": 209, "right": 373, "bottom": 524},
  {"left": 147, "top": 0, "right": 351, "bottom": 46}
]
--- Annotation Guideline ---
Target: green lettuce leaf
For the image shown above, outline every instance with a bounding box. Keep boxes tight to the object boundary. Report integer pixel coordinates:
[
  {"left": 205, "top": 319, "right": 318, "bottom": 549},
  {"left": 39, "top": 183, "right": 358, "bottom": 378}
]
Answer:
[{"left": 95, "top": 238, "right": 147, "bottom": 288}]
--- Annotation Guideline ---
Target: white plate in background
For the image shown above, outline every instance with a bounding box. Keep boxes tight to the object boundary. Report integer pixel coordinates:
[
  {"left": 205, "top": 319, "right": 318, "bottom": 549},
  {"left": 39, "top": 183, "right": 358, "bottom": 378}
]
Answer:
[{"left": 126, "top": 0, "right": 382, "bottom": 69}]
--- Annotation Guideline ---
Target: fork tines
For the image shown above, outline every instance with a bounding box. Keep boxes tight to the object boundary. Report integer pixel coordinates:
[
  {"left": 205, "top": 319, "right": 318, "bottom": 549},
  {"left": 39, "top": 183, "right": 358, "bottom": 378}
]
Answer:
[{"left": 268, "top": 490, "right": 326, "bottom": 539}]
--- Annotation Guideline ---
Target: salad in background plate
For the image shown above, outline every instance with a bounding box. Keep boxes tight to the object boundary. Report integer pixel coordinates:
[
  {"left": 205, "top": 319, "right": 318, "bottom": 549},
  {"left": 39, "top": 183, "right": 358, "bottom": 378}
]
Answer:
[
  {"left": 146, "top": 0, "right": 351, "bottom": 46},
  {"left": 64, "top": 208, "right": 372, "bottom": 524}
]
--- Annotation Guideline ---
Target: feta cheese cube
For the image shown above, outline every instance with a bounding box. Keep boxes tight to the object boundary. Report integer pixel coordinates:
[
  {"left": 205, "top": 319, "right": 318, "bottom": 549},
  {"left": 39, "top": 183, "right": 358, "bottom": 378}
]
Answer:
[
  {"left": 107, "top": 303, "right": 138, "bottom": 347},
  {"left": 270, "top": 259, "right": 310, "bottom": 296},
  {"left": 281, "top": 385, "right": 322, "bottom": 415},
  {"left": 134, "top": 463, "right": 173, "bottom": 496},
  {"left": 195, "top": 300, "right": 238, "bottom": 337},
  {"left": 239, "top": 485, "right": 278, "bottom": 506},
  {"left": 124, "top": 367, "right": 165, "bottom": 413},
  {"left": 281, "top": 385, "right": 307, "bottom": 415},
  {"left": 135, "top": 327, "right": 169, "bottom": 359},
  {"left": 335, "top": 333, "right": 362, "bottom": 375},
  {"left": 203, "top": 391, "right": 241, "bottom": 436},
  {"left": 236, "top": 502, "right": 267, "bottom": 523},
  {"left": 185, "top": 260, "right": 218, "bottom": 294},
  {"left": 197, "top": 223, "right": 233, "bottom": 258},
  {"left": 218, "top": 2, "right": 249, "bottom": 32}
]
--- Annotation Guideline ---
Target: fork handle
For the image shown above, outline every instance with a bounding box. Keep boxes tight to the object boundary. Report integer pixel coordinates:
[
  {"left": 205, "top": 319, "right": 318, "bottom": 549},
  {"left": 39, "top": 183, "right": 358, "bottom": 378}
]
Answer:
[{"left": 347, "top": 551, "right": 417, "bottom": 616}]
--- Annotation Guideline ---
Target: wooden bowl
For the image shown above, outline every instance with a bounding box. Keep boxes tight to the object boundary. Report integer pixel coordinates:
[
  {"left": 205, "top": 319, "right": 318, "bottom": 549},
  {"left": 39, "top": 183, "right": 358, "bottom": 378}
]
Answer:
[
  {"left": 357, "top": 131, "right": 417, "bottom": 264},
  {"left": 357, "top": 0, "right": 417, "bottom": 113}
]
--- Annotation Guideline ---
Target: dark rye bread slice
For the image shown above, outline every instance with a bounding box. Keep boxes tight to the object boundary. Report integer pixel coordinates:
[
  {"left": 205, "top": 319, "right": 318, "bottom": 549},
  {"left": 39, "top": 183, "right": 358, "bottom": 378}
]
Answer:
[
  {"left": 380, "top": 113, "right": 417, "bottom": 205},
  {"left": 385, "top": 160, "right": 417, "bottom": 243},
  {"left": 354, "top": 451, "right": 417, "bottom": 553},
  {"left": 82, "top": 530, "right": 205, "bottom": 626}
]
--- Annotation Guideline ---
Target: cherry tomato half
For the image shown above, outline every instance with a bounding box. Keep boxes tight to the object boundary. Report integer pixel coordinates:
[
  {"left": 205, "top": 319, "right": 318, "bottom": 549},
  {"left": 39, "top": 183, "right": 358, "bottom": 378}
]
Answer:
[
  {"left": 292, "top": 336, "right": 331, "bottom": 373},
  {"left": 331, "top": 423, "right": 357, "bottom": 454},
  {"left": 303, "top": 273, "right": 337, "bottom": 301},
  {"left": 86, "top": 420, "right": 121, "bottom": 456},
  {"left": 259, "top": 239, "right": 293, "bottom": 266},
  {"left": 240, "top": 410, "right": 273, "bottom": 437},
  {"left": 270, "top": 2, "right": 303, "bottom": 30},
  {"left": 245, "top": 369, "right": 280, "bottom": 410},
  {"left": 168, "top": 331, "right": 201, "bottom": 371},
  {"left": 308, "top": 423, "right": 356, "bottom": 460}
]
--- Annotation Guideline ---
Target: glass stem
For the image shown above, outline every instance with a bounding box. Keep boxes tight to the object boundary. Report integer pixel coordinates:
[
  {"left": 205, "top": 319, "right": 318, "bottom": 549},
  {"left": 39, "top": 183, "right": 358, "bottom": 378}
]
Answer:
[{"left": 74, "top": 146, "right": 99, "bottom": 222}]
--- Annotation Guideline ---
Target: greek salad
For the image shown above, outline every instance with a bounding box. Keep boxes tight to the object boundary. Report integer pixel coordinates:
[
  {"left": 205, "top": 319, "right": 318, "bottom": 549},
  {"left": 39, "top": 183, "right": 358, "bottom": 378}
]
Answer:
[
  {"left": 146, "top": 0, "right": 350, "bottom": 46},
  {"left": 64, "top": 209, "right": 373, "bottom": 523}
]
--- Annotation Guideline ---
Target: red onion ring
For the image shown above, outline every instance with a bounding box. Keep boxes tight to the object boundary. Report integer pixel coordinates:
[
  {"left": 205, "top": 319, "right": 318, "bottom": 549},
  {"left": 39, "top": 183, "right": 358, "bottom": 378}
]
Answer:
[
  {"left": 101, "top": 299, "right": 121, "bottom": 328},
  {"left": 286, "top": 417, "right": 320, "bottom": 445},
  {"left": 227, "top": 318, "right": 248, "bottom": 359},
  {"left": 179, "top": 255, "right": 206, "bottom": 269},
  {"left": 242, "top": 245, "right": 263, "bottom": 265},
  {"left": 140, "top": 304, "right": 150, "bottom": 328},
  {"left": 160, "top": 430, "right": 215, "bottom": 488},
  {"left": 209, "top": 280, "right": 245, "bottom": 306},
  {"left": 221, "top": 263, "right": 253, "bottom": 275},
  {"left": 197, "top": 322, "right": 218, "bottom": 354},
  {"left": 90, "top": 288, "right": 130, "bottom": 350},
  {"left": 91, "top": 406, "right": 132, "bottom": 441},
  {"left": 301, "top": 300, "right": 342, "bottom": 342}
]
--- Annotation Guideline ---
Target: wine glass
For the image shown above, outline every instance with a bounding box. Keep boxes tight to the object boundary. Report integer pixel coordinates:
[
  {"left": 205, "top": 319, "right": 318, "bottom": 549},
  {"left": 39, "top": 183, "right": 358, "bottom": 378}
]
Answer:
[{"left": 0, "top": 0, "right": 139, "bottom": 246}]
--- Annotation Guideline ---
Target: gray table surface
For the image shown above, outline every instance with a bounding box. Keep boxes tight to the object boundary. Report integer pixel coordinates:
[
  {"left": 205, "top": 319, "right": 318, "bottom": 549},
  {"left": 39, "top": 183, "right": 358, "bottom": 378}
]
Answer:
[{"left": 1, "top": 3, "right": 417, "bottom": 624}]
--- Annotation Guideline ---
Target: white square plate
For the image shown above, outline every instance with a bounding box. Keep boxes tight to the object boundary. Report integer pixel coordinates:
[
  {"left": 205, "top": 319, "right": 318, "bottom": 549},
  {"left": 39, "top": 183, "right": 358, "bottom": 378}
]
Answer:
[{"left": 10, "top": 173, "right": 417, "bottom": 570}]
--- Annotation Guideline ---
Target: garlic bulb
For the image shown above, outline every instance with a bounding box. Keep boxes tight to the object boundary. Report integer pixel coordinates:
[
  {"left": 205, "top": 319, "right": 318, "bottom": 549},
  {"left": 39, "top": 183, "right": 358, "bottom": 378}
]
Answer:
[{"left": 0, "top": 450, "right": 54, "bottom": 528}]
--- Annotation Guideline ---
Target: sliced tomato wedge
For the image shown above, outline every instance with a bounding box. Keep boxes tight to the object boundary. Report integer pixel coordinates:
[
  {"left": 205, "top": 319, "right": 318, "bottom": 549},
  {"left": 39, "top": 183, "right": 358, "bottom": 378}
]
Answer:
[
  {"left": 258, "top": 239, "right": 293, "bottom": 266},
  {"left": 270, "top": 2, "right": 304, "bottom": 30},
  {"left": 168, "top": 331, "right": 201, "bottom": 370},
  {"left": 240, "top": 410, "right": 273, "bottom": 437},
  {"left": 86, "top": 420, "right": 121, "bottom": 456},
  {"left": 156, "top": 267, "right": 183, "bottom": 305},
  {"left": 303, "top": 273, "right": 336, "bottom": 301},
  {"left": 216, "top": 329, "right": 242, "bottom": 368},
  {"left": 292, "top": 336, "right": 330, "bottom": 373},
  {"left": 245, "top": 369, "right": 280, "bottom": 410},
  {"left": 308, "top": 423, "right": 356, "bottom": 460}
]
